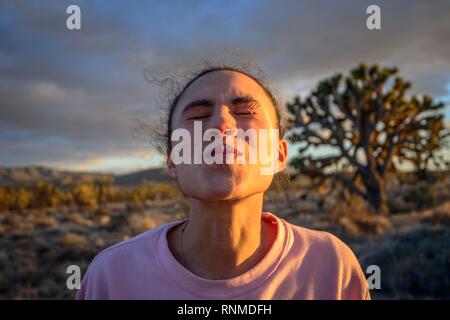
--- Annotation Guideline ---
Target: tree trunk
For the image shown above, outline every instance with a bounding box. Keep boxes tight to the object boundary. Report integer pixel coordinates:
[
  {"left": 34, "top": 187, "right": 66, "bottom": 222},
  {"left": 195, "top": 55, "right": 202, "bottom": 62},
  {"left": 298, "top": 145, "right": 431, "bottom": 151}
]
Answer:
[{"left": 366, "top": 178, "right": 389, "bottom": 215}]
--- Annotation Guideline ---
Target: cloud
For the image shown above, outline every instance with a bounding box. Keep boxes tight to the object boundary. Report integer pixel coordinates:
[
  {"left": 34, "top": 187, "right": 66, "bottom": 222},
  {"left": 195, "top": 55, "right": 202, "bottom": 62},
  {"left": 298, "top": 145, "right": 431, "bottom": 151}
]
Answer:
[{"left": 0, "top": 0, "right": 449, "bottom": 172}]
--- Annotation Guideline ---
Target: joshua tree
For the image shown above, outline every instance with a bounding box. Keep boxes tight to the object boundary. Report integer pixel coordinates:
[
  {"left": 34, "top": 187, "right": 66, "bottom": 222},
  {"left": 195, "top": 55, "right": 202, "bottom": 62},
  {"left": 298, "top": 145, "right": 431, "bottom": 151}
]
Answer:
[
  {"left": 287, "top": 63, "right": 449, "bottom": 215},
  {"left": 94, "top": 175, "right": 114, "bottom": 214}
]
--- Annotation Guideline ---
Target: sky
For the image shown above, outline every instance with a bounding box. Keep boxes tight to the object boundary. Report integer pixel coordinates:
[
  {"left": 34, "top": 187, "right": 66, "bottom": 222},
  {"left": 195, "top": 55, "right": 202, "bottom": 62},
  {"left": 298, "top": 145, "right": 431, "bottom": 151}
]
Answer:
[{"left": 0, "top": 0, "right": 449, "bottom": 174}]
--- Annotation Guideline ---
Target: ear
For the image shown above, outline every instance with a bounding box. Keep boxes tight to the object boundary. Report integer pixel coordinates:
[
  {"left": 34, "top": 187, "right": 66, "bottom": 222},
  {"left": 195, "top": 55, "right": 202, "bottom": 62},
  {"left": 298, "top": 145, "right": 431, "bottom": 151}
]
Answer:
[
  {"left": 275, "top": 138, "right": 288, "bottom": 173},
  {"left": 166, "top": 152, "right": 177, "bottom": 179}
]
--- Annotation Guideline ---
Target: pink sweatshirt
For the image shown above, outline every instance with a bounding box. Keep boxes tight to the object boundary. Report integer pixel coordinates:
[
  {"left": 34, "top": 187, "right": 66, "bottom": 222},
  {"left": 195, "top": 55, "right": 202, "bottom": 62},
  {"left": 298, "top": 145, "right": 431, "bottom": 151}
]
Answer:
[{"left": 76, "top": 212, "right": 370, "bottom": 300}]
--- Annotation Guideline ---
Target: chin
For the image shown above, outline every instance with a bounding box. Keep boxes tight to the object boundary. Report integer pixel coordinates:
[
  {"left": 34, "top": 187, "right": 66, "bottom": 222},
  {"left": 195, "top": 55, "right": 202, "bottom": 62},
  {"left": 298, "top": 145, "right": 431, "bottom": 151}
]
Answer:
[
  {"left": 204, "top": 181, "right": 237, "bottom": 199},
  {"left": 178, "top": 166, "right": 250, "bottom": 199},
  {"left": 197, "top": 180, "right": 245, "bottom": 200}
]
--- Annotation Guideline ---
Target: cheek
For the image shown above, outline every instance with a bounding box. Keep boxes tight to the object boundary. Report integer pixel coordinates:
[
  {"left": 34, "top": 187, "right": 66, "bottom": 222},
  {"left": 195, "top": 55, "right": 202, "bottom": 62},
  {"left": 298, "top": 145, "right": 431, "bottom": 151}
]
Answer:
[
  {"left": 237, "top": 117, "right": 268, "bottom": 130},
  {"left": 173, "top": 164, "right": 202, "bottom": 193},
  {"left": 244, "top": 169, "right": 274, "bottom": 193}
]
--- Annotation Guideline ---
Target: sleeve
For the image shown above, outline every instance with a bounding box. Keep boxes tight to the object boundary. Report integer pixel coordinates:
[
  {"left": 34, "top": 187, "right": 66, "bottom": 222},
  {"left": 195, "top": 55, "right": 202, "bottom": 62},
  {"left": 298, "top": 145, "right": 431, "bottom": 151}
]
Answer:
[
  {"left": 74, "top": 257, "right": 110, "bottom": 300},
  {"left": 343, "top": 259, "right": 371, "bottom": 300},
  {"left": 327, "top": 233, "right": 371, "bottom": 300},
  {"left": 75, "top": 279, "right": 86, "bottom": 300},
  {"left": 339, "top": 242, "right": 371, "bottom": 300}
]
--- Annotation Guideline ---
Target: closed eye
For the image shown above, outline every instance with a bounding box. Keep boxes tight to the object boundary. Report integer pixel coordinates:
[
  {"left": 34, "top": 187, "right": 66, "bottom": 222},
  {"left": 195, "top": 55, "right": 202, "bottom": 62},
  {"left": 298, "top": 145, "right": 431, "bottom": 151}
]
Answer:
[
  {"left": 234, "top": 102, "right": 258, "bottom": 115},
  {"left": 184, "top": 106, "right": 212, "bottom": 120},
  {"left": 188, "top": 115, "right": 209, "bottom": 120}
]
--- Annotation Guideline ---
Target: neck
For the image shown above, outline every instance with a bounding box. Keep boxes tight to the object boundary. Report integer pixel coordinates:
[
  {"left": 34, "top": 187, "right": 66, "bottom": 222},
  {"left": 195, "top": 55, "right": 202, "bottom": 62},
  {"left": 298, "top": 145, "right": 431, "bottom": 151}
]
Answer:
[{"left": 181, "top": 193, "right": 273, "bottom": 280}]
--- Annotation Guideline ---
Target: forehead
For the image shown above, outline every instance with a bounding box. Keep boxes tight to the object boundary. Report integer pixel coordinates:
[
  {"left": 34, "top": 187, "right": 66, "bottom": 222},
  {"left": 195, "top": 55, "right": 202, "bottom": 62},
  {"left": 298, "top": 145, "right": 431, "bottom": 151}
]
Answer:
[{"left": 174, "top": 70, "right": 273, "bottom": 115}]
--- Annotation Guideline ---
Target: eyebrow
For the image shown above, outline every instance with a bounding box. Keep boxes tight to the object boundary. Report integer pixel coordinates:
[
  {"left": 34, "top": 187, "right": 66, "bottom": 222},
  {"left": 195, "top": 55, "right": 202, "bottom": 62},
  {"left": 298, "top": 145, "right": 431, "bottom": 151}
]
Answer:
[{"left": 181, "top": 95, "right": 260, "bottom": 115}]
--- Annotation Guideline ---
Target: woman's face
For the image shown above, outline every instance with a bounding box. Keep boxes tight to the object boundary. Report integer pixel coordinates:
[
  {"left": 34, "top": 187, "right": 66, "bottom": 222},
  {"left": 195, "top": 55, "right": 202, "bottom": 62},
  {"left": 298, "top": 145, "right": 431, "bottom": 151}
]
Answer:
[{"left": 167, "top": 70, "right": 288, "bottom": 201}]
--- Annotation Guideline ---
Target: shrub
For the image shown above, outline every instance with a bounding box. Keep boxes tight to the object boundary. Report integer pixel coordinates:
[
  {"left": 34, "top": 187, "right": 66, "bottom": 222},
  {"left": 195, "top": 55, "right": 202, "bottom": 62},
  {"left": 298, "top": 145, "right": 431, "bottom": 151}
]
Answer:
[
  {"left": 104, "top": 185, "right": 123, "bottom": 203},
  {"left": 336, "top": 214, "right": 392, "bottom": 237},
  {"left": 360, "top": 227, "right": 450, "bottom": 299},
  {"left": 71, "top": 184, "right": 97, "bottom": 210},
  {"left": 403, "top": 181, "right": 436, "bottom": 210},
  {"left": 130, "top": 185, "right": 148, "bottom": 206},
  {"left": 32, "top": 181, "right": 64, "bottom": 209},
  {"left": 0, "top": 224, "right": 5, "bottom": 237},
  {"left": 387, "top": 197, "right": 401, "bottom": 214},
  {"left": 329, "top": 193, "right": 392, "bottom": 237},
  {"left": 58, "top": 233, "right": 89, "bottom": 249},
  {"left": 68, "top": 212, "right": 94, "bottom": 227},
  {"left": 0, "top": 187, "right": 34, "bottom": 212},
  {"left": 0, "top": 187, "right": 11, "bottom": 212},
  {"left": 35, "top": 216, "right": 58, "bottom": 229},
  {"left": 147, "top": 183, "right": 179, "bottom": 200},
  {"left": 11, "top": 188, "right": 33, "bottom": 212},
  {"left": 127, "top": 213, "right": 160, "bottom": 234},
  {"left": 421, "top": 201, "right": 450, "bottom": 227}
]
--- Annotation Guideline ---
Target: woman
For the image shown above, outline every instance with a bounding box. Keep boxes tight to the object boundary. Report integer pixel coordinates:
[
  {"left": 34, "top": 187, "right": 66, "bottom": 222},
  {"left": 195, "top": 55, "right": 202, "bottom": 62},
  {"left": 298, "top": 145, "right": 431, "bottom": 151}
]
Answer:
[{"left": 76, "top": 64, "right": 370, "bottom": 300}]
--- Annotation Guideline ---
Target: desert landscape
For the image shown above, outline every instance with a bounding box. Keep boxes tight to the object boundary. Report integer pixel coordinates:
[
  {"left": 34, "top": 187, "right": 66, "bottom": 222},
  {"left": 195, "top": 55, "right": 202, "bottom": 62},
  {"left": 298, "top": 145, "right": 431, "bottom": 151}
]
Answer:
[
  {"left": 2, "top": 0, "right": 450, "bottom": 305},
  {"left": 0, "top": 166, "right": 449, "bottom": 299}
]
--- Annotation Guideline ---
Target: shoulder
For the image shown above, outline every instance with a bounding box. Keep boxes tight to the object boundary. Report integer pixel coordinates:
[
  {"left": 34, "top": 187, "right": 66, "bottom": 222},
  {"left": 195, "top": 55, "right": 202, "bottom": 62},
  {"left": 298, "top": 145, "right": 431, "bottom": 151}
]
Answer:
[
  {"left": 285, "top": 221, "right": 370, "bottom": 299},
  {"left": 287, "top": 221, "right": 359, "bottom": 263},
  {"left": 89, "top": 221, "right": 172, "bottom": 269},
  {"left": 76, "top": 221, "right": 176, "bottom": 299}
]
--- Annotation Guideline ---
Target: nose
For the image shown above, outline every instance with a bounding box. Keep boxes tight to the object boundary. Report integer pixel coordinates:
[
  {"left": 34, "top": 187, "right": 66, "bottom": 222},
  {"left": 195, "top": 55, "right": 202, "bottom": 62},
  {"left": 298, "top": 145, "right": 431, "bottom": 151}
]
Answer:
[{"left": 206, "top": 104, "right": 237, "bottom": 136}]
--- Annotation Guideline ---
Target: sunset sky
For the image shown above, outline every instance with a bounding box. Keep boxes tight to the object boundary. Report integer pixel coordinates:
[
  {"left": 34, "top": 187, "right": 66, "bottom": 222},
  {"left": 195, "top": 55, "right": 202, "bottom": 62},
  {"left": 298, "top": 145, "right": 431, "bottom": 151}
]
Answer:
[{"left": 1, "top": 0, "right": 449, "bottom": 174}]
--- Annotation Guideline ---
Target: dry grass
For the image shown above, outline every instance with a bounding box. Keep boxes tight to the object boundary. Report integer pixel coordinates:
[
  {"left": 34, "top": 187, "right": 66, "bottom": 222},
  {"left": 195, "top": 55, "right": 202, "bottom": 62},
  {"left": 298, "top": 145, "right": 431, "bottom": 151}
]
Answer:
[
  {"left": 421, "top": 201, "right": 450, "bottom": 227},
  {"left": 57, "top": 233, "right": 90, "bottom": 249},
  {"left": 328, "top": 194, "right": 392, "bottom": 237},
  {"left": 337, "top": 215, "right": 392, "bottom": 237},
  {"left": 0, "top": 178, "right": 449, "bottom": 299},
  {"left": 35, "top": 216, "right": 58, "bottom": 229},
  {"left": 127, "top": 212, "right": 160, "bottom": 234},
  {"left": 0, "top": 201, "right": 177, "bottom": 299}
]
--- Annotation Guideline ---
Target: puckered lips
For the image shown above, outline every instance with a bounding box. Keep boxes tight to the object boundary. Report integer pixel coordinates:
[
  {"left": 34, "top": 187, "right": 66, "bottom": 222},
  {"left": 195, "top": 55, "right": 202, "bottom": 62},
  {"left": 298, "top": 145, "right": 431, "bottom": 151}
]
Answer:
[{"left": 209, "top": 142, "right": 244, "bottom": 164}]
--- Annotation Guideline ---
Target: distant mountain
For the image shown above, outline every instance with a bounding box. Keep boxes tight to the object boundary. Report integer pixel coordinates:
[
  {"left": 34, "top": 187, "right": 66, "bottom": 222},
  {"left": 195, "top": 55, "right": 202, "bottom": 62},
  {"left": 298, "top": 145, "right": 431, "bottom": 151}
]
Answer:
[
  {"left": 115, "top": 167, "right": 171, "bottom": 186},
  {"left": 0, "top": 166, "right": 171, "bottom": 188}
]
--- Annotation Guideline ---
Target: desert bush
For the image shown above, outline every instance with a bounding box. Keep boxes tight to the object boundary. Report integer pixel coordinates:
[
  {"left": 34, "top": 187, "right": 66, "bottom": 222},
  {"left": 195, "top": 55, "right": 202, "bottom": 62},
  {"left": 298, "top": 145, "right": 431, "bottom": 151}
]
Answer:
[
  {"left": 35, "top": 216, "right": 59, "bottom": 229},
  {"left": 58, "top": 233, "right": 89, "bottom": 249},
  {"left": 147, "top": 183, "right": 180, "bottom": 200},
  {"left": 434, "top": 176, "right": 450, "bottom": 204},
  {"left": 105, "top": 212, "right": 129, "bottom": 231},
  {"left": 32, "top": 181, "right": 64, "bottom": 209},
  {"left": 0, "top": 187, "right": 34, "bottom": 212},
  {"left": 127, "top": 183, "right": 180, "bottom": 209},
  {"left": 10, "top": 188, "right": 33, "bottom": 212},
  {"left": 336, "top": 214, "right": 392, "bottom": 237},
  {"left": 2, "top": 214, "right": 22, "bottom": 229},
  {"left": 93, "top": 176, "right": 114, "bottom": 212},
  {"left": 68, "top": 212, "right": 94, "bottom": 227},
  {"left": 59, "top": 190, "right": 74, "bottom": 206},
  {"left": 130, "top": 184, "right": 148, "bottom": 206},
  {"left": 360, "top": 227, "right": 450, "bottom": 299},
  {"left": 0, "top": 187, "right": 8, "bottom": 212},
  {"left": 0, "top": 224, "right": 5, "bottom": 237},
  {"left": 387, "top": 197, "right": 401, "bottom": 214},
  {"left": 329, "top": 193, "right": 392, "bottom": 237},
  {"left": 71, "top": 184, "right": 97, "bottom": 210},
  {"left": 96, "top": 213, "right": 111, "bottom": 225},
  {"left": 421, "top": 201, "right": 450, "bottom": 227},
  {"left": 403, "top": 181, "right": 436, "bottom": 210},
  {"left": 127, "top": 212, "right": 161, "bottom": 234},
  {"left": 104, "top": 185, "right": 123, "bottom": 202}
]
